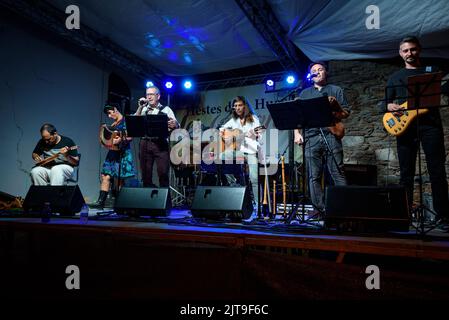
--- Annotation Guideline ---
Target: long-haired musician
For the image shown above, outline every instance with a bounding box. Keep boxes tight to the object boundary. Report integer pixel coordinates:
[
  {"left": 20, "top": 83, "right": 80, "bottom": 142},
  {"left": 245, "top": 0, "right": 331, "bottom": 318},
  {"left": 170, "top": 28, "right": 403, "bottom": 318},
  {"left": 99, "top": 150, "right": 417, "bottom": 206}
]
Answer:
[
  {"left": 220, "top": 96, "right": 263, "bottom": 217},
  {"left": 90, "top": 105, "right": 135, "bottom": 209}
]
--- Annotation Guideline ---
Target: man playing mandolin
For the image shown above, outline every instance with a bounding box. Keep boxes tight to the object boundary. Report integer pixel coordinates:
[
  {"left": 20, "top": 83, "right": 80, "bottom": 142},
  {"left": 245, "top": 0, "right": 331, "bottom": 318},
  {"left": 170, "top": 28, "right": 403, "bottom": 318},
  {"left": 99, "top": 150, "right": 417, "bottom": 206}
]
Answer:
[
  {"left": 30, "top": 123, "right": 79, "bottom": 185},
  {"left": 294, "top": 61, "right": 351, "bottom": 216},
  {"left": 385, "top": 36, "right": 449, "bottom": 225}
]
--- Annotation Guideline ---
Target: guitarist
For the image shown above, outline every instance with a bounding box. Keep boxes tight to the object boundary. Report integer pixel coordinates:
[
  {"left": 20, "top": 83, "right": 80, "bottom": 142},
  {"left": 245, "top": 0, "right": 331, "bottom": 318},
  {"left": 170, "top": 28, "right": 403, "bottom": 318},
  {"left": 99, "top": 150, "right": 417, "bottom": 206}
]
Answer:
[
  {"left": 294, "top": 61, "right": 351, "bottom": 216},
  {"left": 219, "top": 96, "right": 263, "bottom": 218},
  {"left": 385, "top": 36, "right": 449, "bottom": 225},
  {"left": 30, "top": 123, "right": 79, "bottom": 185}
]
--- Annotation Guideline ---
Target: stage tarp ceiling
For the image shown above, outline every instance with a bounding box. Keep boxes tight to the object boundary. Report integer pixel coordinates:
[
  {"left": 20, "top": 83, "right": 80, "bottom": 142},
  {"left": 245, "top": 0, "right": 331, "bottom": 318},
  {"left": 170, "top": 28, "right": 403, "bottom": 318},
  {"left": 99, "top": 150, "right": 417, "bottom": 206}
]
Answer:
[{"left": 51, "top": 0, "right": 449, "bottom": 76}]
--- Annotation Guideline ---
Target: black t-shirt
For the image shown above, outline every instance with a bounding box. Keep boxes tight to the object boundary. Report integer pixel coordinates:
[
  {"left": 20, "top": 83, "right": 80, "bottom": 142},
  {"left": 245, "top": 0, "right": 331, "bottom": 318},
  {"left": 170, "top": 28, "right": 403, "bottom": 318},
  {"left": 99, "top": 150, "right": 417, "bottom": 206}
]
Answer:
[
  {"left": 33, "top": 135, "right": 78, "bottom": 167},
  {"left": 385, "top": 67, "right": 443, "bottom": 126}
]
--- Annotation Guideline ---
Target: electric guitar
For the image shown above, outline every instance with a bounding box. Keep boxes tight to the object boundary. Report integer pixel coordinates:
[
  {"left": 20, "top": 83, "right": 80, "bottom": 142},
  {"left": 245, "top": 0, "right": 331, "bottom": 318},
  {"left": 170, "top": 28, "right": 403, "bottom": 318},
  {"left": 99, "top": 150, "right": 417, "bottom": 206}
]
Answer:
[
  {"left": 34, "top": 146, "right": 79, "bottom": 167},
  {"left": 382, "top": 101, "right": 429, "bottom": 136}
]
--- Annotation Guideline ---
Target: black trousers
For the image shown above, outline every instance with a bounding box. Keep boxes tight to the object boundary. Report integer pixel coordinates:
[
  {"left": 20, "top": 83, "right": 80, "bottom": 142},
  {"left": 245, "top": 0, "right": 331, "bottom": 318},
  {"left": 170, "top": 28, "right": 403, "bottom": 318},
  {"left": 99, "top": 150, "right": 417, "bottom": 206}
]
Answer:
[
  {"left": 397, "top": 123, "right": 449, "bottom": 218},
  {"left": 139, "top": 139, "right": 170, "bottom": 187}
]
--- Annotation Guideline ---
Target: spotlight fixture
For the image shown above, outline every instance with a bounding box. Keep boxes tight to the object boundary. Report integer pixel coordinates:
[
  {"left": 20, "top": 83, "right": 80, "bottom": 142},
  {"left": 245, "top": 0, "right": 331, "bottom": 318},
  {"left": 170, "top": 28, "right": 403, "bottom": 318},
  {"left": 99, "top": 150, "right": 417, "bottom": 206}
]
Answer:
[
  {"left": 265, "top": 79, "right": 275, "bottom": 91},
  {"left": 286, "top": 75, "right": 296, "bottom": 84},
  {"left": 183, "top": 80, "right": 193, "bottom": 90},
  {"left": 165, "top": 81, "right": 174, "bottom": 89}
]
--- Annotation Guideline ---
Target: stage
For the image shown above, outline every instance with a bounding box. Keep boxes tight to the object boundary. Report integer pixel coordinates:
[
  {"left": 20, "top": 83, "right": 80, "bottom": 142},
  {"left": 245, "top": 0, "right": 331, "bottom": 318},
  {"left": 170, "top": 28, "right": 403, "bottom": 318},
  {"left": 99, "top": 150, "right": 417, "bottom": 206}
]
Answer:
[{"left": 1, "top": 209, "right": 449, "bottom": 301}]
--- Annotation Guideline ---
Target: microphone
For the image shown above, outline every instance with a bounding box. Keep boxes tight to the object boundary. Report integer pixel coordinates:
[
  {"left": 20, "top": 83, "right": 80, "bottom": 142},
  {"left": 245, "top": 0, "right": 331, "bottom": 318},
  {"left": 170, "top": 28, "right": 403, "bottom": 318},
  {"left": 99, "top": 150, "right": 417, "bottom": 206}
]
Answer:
[
  {"left": 139, "top": 99, "right": 149, "bottom": 107},
  {"left": 307, "top": 73, "right": 318, "bottom": 82}
]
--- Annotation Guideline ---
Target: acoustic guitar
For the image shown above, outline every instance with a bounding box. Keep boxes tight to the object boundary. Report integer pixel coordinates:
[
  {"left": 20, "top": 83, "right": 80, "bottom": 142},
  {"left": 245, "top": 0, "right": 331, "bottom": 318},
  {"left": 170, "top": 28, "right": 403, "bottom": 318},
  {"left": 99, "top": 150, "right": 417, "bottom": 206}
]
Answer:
[
  {"left": 220, "top": 125, "right": 265, "bottom": 152},
  {"left": 328, "top": 122, "right": 345, "bottom": 140},
  {"left": 327, "top": 97, "right": 347, "bottom": 139},
  {"left": 382, "top": 101, "right": 429, "bottom": 136},
  {"left": 34, "top": 146, "right": 79, "bottom": 167}
]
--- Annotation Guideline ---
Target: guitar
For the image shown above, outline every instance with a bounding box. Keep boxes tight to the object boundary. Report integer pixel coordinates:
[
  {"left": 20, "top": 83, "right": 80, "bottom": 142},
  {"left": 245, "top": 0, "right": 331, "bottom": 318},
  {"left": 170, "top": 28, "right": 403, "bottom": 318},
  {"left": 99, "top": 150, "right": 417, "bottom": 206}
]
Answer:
[
  {"left": 99, "top": 124, "right": 126, "bottom": 151},
  {"left": 327, "top": 96, "right": 347, "bottom": 139},
  {"left": 328, "top": 122, "right": 345, "bottom": 139},
  {"left": 382, "top": 101, "right": 429, "bottom": 136},
  {"left": 220, "top": 125, "right": 265, "bottom": 152},
  {"left": 34, "top": 146, "right": 79, "bottom": 167}
]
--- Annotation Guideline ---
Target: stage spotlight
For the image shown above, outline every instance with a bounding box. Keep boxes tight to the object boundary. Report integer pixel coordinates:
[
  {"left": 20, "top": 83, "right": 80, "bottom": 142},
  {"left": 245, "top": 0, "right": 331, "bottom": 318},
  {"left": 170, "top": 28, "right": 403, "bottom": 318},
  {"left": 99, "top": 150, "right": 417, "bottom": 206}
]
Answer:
[
  {"left": 165, "top": 81, "right": 174, "bottom": 89},
  {"left": 286, "top": 74, "right": 296, "bottom": 84},
  {"left": 183, "top": 80, "right": 193, "bottom": 90},
  {"left": 265, "top": 79, "right": 275, "bottom": 91},
  {"left": 146, "top": 81, "right": 154, "bottom": 88}
]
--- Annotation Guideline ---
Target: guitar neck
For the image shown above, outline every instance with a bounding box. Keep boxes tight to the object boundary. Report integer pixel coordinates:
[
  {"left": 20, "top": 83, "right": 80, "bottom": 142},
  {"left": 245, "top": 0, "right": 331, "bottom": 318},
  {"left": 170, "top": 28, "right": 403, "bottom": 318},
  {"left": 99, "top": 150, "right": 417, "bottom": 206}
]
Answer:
[{"left": 35, "top": 146, "right": 78, "bottom": 166}]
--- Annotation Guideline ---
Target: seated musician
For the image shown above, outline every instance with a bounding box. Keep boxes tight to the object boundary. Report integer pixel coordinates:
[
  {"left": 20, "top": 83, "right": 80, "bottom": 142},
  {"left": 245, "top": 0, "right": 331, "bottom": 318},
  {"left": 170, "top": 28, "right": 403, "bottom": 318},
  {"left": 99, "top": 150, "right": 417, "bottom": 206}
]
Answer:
[
  {"left": 219, "top": 96, "right": 263, "bottom": 215},
  {"left": 90, "top": 105, "right": 136, "bottom": 209},
  {"left": 30, "top": 123, "right": 79, "bottom": 185}
]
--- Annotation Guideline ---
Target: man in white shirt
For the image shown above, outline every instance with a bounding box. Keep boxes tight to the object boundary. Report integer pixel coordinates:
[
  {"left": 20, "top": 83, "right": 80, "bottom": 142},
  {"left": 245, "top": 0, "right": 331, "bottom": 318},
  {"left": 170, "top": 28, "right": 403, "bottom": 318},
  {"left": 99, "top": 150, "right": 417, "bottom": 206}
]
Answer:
[
  {"left": 220, "top": 96, "right": 263, "bottom": 214},
  {"left": 135, "top": 86, "right": 178, "bottom": 187}
]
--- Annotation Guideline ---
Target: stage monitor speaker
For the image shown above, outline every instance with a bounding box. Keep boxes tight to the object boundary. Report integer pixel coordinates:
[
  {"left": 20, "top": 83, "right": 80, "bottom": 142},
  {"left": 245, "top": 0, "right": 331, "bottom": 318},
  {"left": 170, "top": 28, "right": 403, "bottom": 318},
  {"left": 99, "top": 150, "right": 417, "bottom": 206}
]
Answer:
[
  {"left": 23, "top": 185, "right": 85, "bottom": 215},
  {"left": 344, "top": 164, "right": 377, "bottom": 186},
  {"left": 324, "top": 185, "right": 409, "bottom": 232},
  {"left": 114, "top": 187, "right": 170, "bottom": 216},
  {"left": 191, "top": 186, "right": 253, "bottom": 221}
]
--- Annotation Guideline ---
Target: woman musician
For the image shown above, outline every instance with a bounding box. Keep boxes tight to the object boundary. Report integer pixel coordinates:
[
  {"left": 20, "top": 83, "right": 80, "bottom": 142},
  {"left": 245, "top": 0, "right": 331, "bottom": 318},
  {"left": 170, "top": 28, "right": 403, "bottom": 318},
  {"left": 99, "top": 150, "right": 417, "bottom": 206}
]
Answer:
[
  {"left": 90, "top": 105, "right": 136, "bottom": 209},
  {"left": 219, "top": 96, "right": 264, "bottom": 219}
]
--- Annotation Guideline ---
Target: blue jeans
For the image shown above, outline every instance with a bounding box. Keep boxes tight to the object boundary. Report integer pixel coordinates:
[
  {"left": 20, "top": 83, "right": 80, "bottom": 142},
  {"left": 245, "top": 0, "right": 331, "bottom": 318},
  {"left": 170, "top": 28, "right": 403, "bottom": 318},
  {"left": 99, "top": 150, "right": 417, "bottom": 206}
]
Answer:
[{"left": 305, "top": 131, "right": 347, "bottom": 211}]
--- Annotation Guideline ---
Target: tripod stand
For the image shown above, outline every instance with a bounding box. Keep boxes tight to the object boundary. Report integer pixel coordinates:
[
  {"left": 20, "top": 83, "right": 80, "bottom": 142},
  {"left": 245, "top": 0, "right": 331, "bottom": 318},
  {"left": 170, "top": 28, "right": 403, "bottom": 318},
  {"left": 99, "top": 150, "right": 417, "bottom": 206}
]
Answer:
[{"left": 267, "top": 96, "right": 335, "bottom": 224}]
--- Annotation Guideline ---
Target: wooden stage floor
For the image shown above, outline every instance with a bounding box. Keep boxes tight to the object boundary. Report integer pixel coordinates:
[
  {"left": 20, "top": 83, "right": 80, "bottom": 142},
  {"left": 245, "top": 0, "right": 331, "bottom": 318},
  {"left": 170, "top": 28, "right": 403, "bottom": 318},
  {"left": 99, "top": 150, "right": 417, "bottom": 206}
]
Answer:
[
  {"left": 2, "top": 209, "right": 449, "bottom": 300},
  {"left": 1, "top": 208, "right": 449, "bottom": 262}
]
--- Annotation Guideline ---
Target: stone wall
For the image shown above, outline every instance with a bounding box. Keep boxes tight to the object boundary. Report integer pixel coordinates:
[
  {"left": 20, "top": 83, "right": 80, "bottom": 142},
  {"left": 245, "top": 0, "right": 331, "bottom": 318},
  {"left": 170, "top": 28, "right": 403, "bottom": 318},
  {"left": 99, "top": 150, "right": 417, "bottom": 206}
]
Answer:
[{"left": 328, "top": 60, "right": 449, "bottom": 205}]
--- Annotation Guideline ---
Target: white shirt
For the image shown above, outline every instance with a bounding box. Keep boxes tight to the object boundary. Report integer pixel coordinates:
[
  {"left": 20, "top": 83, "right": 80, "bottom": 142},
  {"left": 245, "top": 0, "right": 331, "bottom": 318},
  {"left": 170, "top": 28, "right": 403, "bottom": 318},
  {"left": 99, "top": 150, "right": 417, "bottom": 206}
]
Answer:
[{"left": 220, "top": 115, "right": 261, "bottom": 154}]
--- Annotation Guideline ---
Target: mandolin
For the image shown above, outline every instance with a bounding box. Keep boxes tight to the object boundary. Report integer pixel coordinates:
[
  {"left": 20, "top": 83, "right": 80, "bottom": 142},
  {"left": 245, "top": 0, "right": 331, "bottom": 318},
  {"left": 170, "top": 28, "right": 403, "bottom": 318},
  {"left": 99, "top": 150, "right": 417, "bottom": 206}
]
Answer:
[
  {"left": 34, "top": 146, "right": 78, "bottom": 167},
  {"left": 382, "top": 101, "right": 429, "bottom": 136}
]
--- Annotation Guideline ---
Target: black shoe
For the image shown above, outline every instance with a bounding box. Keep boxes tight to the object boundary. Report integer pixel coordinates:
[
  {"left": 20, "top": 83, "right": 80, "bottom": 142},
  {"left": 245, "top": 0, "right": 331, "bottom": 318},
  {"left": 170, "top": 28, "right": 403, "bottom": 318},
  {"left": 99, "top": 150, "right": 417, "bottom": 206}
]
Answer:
[{"left": 89, "top": 191, "right": 108, "bottom": 209}]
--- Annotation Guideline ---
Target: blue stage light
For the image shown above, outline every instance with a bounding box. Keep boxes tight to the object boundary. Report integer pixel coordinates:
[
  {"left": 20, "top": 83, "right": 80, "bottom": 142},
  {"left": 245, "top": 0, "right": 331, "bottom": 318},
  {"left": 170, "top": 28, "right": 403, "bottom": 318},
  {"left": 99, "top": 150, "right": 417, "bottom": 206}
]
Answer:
[
  {"left": 286, "top": 75, "right": 296, "bottom": 84},
  {"left": 165, "top": 81, "right": 174, "bottom": 89},
  {"left": 146, "top": 81, "right": 154, "bottom": 88},
  {"left": 183, "top": 80, "right": 193, "bottom": 90},
  {"left": 265, "top": 79, "right": 275, "bottom": 91}
]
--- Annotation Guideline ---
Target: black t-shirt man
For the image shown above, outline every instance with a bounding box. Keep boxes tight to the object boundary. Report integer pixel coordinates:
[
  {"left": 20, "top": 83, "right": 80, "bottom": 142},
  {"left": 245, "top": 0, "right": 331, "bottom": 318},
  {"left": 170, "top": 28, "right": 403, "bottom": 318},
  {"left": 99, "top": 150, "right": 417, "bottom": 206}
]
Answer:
[{"left": 33, "top": 135, "right": 78, "bottom": 167}]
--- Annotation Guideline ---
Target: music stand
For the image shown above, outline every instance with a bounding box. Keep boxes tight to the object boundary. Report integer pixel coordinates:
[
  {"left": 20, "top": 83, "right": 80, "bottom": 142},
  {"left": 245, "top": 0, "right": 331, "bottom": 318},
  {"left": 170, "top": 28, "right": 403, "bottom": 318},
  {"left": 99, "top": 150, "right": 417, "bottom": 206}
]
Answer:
[
  {"left": 267, "top": 96, "right": 334, "bottom": 224},
  {"left": 405, "top": 72, "right": 442, "bottom": 235},
  {"left": 125, "top": 114, "right": 169, "bottom": 139}
]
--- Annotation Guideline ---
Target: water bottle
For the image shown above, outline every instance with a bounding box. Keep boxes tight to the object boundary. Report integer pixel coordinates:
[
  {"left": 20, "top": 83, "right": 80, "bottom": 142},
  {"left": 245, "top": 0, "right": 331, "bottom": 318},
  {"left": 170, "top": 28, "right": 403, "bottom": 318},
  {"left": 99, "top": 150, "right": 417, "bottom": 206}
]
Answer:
[
  {"left": 80, "top": 203, "right": 89, "bottom": 224},
  {"left": 41, "top": 202, "right": 51, "bottom": 223}
]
